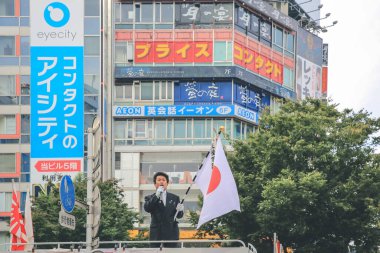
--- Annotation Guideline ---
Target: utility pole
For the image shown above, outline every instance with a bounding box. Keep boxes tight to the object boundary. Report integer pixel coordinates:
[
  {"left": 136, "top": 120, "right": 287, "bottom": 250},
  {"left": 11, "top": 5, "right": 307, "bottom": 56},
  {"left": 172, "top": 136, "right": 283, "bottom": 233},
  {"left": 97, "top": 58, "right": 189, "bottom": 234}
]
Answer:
[{"left": 86, "top": 117, "right": 102, "bottom": 252}]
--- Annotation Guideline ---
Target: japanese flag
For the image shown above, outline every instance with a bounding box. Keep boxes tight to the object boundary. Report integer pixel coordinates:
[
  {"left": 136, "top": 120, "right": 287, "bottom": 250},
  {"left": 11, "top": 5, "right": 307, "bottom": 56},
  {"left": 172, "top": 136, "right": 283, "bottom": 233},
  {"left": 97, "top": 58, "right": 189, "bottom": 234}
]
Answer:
[{"left": 195, "top": 138, "right": 240, "bottom": 229}]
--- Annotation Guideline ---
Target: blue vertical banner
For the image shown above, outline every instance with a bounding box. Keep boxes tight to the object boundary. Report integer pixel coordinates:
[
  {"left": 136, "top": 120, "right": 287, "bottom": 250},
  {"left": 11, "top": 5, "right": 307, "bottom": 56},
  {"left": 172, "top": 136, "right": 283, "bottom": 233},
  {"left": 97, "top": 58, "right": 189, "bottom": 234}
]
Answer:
[{"left": 30, "top": 0, "right": 84, "bottom": 185}]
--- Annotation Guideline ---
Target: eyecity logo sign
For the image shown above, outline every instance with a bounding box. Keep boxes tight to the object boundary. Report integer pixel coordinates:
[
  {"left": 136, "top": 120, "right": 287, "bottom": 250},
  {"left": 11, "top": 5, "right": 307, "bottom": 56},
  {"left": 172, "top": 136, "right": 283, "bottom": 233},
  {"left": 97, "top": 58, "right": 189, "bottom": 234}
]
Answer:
[{"left": 44, "top": 2, "right": 70, "bottom": 27}]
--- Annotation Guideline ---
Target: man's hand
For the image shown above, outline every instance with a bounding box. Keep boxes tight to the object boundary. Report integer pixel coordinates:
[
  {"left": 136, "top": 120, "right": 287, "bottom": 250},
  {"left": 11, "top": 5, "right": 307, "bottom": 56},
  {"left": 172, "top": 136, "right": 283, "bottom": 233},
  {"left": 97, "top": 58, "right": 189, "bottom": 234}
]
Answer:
[
  {"left": 156, "top": 186, "right": 164, "bottom": 198},
  {"left": 176, "top": 203, "right": 184, "bottom": 212}
]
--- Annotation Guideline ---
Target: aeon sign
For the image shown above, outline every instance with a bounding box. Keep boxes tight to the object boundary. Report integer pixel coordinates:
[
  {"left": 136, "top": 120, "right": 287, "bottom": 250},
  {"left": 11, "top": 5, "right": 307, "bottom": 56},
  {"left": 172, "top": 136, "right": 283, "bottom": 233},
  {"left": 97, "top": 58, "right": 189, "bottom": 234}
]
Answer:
[{"left": 44, "top": 2, "right": 70, "bottom": 27}]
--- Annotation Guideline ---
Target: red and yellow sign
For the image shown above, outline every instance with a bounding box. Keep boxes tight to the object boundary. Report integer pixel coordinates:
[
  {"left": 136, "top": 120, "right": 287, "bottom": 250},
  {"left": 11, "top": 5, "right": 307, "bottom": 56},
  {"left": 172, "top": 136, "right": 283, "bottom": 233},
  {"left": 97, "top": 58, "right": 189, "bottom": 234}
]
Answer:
[
  {"left": 234, "top": 43, "right": 283, "bottom": 84},
  {"left": 135, "top": 41, "right": 213, "bottom": 63}
]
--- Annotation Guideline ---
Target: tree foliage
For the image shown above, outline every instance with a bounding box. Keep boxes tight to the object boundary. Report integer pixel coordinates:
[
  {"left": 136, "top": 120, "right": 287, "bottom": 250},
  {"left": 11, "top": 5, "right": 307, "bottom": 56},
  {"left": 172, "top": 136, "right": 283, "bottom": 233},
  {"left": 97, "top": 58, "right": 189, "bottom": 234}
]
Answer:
[
  {"left": 227, "top": 99, "right": 380, "bottom": 253},
  {"left": 193, "top": 99, "right": 380, "bottom": 253},
  {"left": 33, "top": 174, "right": 140, "bottom": 243}
]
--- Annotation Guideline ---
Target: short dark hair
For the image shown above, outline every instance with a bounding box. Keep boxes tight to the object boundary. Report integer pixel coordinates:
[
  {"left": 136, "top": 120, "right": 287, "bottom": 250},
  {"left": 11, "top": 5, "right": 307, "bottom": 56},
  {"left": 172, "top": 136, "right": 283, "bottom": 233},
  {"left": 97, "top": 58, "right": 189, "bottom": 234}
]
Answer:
[{"left": 153, "top": 172, "right": 169, "bottom": 184}]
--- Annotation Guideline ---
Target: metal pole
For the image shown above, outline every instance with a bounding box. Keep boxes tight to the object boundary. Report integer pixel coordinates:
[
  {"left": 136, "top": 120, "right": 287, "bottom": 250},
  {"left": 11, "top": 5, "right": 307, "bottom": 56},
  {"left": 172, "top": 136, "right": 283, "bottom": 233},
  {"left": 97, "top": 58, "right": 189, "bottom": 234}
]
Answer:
[{"left": 86, "top": 127, "right": 94, "bottom": 252}]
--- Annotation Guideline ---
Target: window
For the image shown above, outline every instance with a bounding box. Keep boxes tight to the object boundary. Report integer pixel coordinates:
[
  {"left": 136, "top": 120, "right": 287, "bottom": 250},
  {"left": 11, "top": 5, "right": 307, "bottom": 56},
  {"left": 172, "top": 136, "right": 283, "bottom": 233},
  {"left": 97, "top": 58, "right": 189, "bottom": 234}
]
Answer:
[
  {"left": 249, "top": 13, "right": 260, "bottom": 39},
  {"left": 175, "top": 3, "right": 200, "bottom": 25},
  {"left": 85, "top": 0, "right": 99, "bottom": 16},
  {"left": 235, "top": 5, "right": 249, "bottom": 29},
  {"left": 214, "top": 41, "right": 232, "bottom": 62},
  {"left": 115, "top": 3, "right": 134, "bottom": 23},
  {"left": 135, "top": 3, "right": 153, "bottom": 23},
  {"left": 20, "top": 0, "right": 30, "bottom": 16},
  {"left": 174, "top": 120, "right": 186, "bottom": 138},
  {"left": 0, "top": 115, "right": 16, "bottom": 134},
  {"left": 115, "top": 81, "right": 173, "bottom": 102},
  {"left": 21, "top": 75, "right": 30, "bottom": 105},
  {"left": 199, "top": 4, "right": 214, "bottom": 25},
  {"left": 283, "top": 67, "right": 294, "bottom": 90},
  {"left": 135, "top": 120, "right": 147, "bottom": 138},
  {"left": 84, "top": 95, "right": 98, "bottom": 113},
  {"left": 0, "top": 0, "right": 14, "bottom": 16},
  {"left": 84, "top": 74, "right": 100, "bottom": 95},
  {"left": 0, "top": 153, "right": 16, "bottom": 173},
  {"left": 115, "top": 41, "right": 133, "bottom": 64},
  {"left": 20, "top": 36, "right": 30, "bottom": 56},
  {"left": 155, "top": 3, "right": 173, "bottom": 23},
  {"left": 140, "top": 81, "right": 153, "bottom": 100},
  {"left": 21, "top": 114, "right": 29, "bottom": 143},
  {"left": 0, "top": 75, "right": 16, "bottom": 95},
  {"left": 273, "top": 26, "right": 283, "bottom": 53},
  {"left": 21, "top": 153, "right": 30, "bottom": 182},
  {"left": 0, "top": 36, "right": 15, "bottom": 56},
  {"left": 0, "top": 75, "right": 17, "bottom": 104},
  {"left": 260, "top": 21, "right": 272, "bottom": 46},
  {"left": 84, "top": 36, "right": 100, "bottom": 56},
  {"left": 115, "top": 152, "right": 120, "bottom": 170},
  {"left": 113, "top": 118, "right": 253, "bottom": 146},
  {"left": 154, "top": 81, "right": 173, "bottom": 100},
  {"left": 285, "top": 31, "right": 295, "bottom": 57},
  {"left": 0, "top": 192, "right": 12, "bottom": 212}
]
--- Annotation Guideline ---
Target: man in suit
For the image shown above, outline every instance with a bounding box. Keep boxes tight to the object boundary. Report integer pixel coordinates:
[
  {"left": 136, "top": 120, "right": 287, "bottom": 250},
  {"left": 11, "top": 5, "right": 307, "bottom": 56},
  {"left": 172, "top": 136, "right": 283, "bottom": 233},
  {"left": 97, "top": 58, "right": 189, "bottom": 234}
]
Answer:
[{"left": 144, "top": 172, "right": 184, "bottom": 248}]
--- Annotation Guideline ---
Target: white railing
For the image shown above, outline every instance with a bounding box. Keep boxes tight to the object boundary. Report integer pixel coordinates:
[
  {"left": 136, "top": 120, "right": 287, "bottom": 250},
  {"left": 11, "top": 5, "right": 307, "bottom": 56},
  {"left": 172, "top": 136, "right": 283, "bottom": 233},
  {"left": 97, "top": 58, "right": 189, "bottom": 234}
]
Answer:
[{"left": 1, "top": 239, "right": 254, "bottom": 253}]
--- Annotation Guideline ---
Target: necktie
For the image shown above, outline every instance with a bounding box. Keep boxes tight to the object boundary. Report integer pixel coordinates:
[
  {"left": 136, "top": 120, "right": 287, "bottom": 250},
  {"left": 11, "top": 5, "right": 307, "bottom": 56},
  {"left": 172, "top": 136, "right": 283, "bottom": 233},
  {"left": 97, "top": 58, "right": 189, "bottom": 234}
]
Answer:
[{"left": 162, "top": 191, "right": 166, "bottom": 206}]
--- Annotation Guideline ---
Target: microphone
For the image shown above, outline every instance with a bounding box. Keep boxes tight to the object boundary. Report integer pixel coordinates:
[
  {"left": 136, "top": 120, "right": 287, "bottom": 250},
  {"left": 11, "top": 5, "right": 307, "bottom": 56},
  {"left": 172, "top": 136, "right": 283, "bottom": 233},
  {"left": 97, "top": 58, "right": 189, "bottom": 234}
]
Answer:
[{"left": 158, "top": 185, "right": 164, "bottom": 198}]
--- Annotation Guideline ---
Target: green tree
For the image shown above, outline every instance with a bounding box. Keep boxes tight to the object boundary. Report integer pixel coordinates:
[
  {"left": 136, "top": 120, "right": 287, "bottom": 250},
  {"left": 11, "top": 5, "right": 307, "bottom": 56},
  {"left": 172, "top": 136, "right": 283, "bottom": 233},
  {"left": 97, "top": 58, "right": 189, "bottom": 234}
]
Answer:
[
  {"left": 33, "top": 174, "right": 140, "bottom": 243},
  {"left": 225, "top": 99, "right": 380, "bottom": 253}
]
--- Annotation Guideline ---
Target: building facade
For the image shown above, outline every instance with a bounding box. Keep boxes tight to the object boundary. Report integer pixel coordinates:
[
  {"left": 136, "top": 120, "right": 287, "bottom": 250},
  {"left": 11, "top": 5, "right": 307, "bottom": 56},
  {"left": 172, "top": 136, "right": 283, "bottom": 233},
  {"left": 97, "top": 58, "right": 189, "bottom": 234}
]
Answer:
[
  {"left": 0, "top": 0, "right": 102, "bottom": 247},
  {"left": 110, "top": 0, "right": 325, "bottom": 228},
  {"left": 0, "top": 0, "right": 326, "bottom": 246}
]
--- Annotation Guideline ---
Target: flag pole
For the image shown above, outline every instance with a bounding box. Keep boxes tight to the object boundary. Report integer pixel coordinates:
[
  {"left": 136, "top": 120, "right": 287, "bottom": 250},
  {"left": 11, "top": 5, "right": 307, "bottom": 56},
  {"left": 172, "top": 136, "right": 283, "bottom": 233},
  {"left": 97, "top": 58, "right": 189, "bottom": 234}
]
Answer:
[{"left": 173, "top": 127, "right": 224, "bottom": 221}]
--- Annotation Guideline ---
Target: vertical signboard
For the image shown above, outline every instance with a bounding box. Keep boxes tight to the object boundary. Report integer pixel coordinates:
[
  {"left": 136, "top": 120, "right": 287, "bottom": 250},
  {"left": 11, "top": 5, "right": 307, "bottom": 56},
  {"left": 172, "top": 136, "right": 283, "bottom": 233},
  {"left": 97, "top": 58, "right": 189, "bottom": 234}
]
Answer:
[
  {"left": 30, "top": 0, "right": 84, "bottom": 185},
  {"left": 296, "top": 56, "right": 322, "bottom": 100}
]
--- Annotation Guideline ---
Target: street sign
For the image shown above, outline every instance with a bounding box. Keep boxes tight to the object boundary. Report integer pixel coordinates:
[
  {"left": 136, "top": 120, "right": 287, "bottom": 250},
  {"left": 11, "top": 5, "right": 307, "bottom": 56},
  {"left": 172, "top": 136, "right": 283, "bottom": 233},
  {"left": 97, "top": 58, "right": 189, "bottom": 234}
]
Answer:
[
  {"left": 92, "top": 185, "right": 101, "bottom": 238},
  {"left": 60, "top": 175, "right": 75, "bottom": 213},
  {"left": 59, "top": 209, "right": 76, "bottom": 230}
]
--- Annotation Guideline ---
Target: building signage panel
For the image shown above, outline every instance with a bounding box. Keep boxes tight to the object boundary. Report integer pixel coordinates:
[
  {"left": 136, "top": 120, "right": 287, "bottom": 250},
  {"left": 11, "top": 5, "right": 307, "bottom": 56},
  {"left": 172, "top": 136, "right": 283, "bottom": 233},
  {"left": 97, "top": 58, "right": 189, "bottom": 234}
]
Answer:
[
  {"left": 135, "top": 41, "right": 213, "bottom": 64},
  {"left": 30, "top": 0, "right": 84, "bottom": 185},
  {"left": 234, "top": 105, "right": 259, "bottom": 124},
  {"left": 174, "top": 81, "right": 232, "bottom": 104},
  {"left": 114, "top": 105, "right": 259, "bottom": 124},
  {"left": 115, "top": 66, "right": 296, "bottom": 100},
  {"left": 296, "top": 56, "right": 322, "bottom": 100},
  {"left": 175, "top": 3, "right": 233, "bottom": 25},
  {"left": 240, "top": 0, "right": 298, "bottom": 31},
  {"left": 234, "top": 83, "right": 270, "bottom": 112},
  {"left": 234, "top": 42, "right": 283, "bottom": 84},
  {"left": 297, "top": 28, "right": 323, "bottom": 66},
  {"left": 113, "top": 105, "right": 234, "bottom": 117},
  {"left": 322, "top": 43, "right": 328, "bottom": 66}
]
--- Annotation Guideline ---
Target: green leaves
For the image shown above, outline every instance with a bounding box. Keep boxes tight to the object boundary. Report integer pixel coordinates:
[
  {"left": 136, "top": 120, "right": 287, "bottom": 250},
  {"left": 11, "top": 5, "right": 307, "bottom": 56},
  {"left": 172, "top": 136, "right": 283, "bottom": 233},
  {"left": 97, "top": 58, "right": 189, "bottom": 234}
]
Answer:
[
  {"left": 32, "top": 175, "right": 140, "bottom": 243},
  {"left": 224, "top": 98, "right": 380, "bottom": 252}
]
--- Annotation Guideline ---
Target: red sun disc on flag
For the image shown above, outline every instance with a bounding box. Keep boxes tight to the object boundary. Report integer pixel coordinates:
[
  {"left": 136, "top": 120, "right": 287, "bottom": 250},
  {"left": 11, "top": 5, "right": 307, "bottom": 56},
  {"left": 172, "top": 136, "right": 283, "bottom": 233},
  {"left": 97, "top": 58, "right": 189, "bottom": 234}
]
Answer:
[{"left": 207, "top": 165, "right": 221, "bottom": 194}]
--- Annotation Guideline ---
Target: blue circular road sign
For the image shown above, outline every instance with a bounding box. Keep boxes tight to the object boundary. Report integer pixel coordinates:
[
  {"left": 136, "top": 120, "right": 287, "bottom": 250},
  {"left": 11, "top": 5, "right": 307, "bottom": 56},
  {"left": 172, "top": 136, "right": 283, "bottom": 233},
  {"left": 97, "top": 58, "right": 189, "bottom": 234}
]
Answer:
[{"left": 60, "top": 175, "right": 75, "bottom": 213}]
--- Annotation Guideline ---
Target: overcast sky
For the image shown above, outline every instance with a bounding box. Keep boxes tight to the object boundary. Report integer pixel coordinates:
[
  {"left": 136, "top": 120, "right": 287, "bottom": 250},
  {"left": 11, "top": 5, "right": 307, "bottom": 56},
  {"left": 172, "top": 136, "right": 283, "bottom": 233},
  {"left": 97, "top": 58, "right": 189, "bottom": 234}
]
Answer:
[{"left": 320, "top": 1, "right": 380, "bottom": 118}]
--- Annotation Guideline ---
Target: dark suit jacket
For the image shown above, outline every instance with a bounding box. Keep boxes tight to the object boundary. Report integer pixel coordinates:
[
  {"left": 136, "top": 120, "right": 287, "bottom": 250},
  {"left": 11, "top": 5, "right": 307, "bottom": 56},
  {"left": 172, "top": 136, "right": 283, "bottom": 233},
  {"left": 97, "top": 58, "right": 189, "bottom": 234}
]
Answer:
[{"left": 144, "top": 191, "right": 184, "bottom": 241}]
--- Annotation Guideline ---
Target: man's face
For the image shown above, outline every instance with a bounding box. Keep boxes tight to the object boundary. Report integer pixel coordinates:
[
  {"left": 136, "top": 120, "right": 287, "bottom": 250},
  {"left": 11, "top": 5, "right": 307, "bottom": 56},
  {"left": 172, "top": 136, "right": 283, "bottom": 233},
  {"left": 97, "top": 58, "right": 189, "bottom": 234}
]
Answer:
[{"left": 154, "top": 175, "right": 168, "bottom": 190}]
